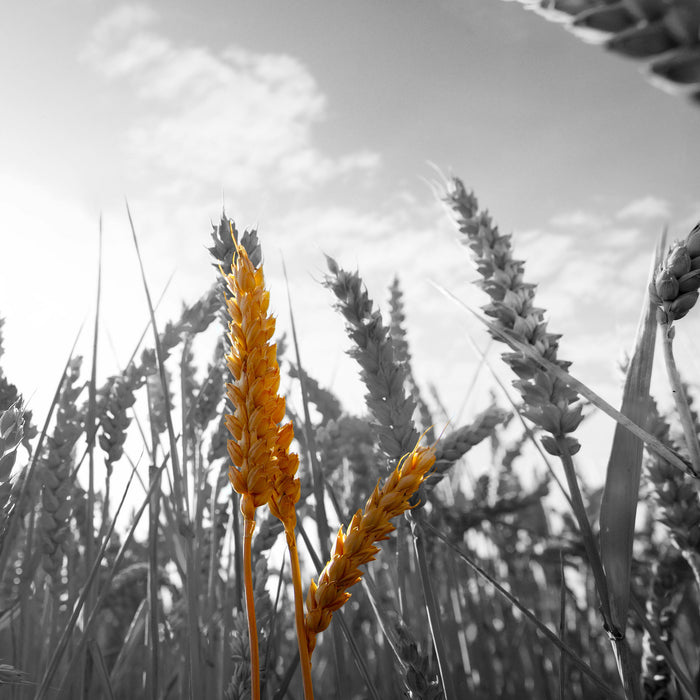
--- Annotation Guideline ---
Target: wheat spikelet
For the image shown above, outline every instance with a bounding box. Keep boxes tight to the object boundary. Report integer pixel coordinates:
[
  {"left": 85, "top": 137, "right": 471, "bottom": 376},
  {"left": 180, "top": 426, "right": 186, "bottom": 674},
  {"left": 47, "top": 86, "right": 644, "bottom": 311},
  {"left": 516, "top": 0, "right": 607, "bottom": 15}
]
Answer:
[
  {"left": 97, "top": 362, "right": 146, "bottom": 469},
  {"left": 304, "top": 441, "right": 436, "bottom": 657},
  {"left": 422, "top": 405, "right": 509, "bottom": 501},
  {"left": 394, "top": 622, "right": 444, "bottom": 700},
  {"left": 287, "top": 364, "right": 343, "bottom": 426}
]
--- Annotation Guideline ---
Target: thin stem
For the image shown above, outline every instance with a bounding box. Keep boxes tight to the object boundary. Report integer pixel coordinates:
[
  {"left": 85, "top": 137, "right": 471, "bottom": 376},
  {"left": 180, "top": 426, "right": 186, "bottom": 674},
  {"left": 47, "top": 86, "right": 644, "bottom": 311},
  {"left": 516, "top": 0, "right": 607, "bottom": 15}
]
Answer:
[
  {"left": 661, "top": 326, "right": 700, "bottom": 474},
  {"left": 611, "top": 640, "right": 641, "bottom": 700},
  {"left": 408, "top": 513, "right": 458, "bottom": 700},
  {"left": 557, "top": 440, "right": 640, "bottom": 700},
  {"left": 243, "top": 517, "right": 260, "bottom": 700},
  {"left": 556, "top": 441, "right": 614, "bottom": 631},
  {"left": 419, "top": 516, "right": 626, "bottom": 700},
  {"left": 231, "top": 491, "right": 244, "bottom": 611},
  {"left": 558, "top": 554, "right": 566, "bottom": 700},
  {"left": 286, "top": 529, "right": 314, "bottom": 700},
  {"left": 147, "top": 463, "right": 161, "bottom": 700}
]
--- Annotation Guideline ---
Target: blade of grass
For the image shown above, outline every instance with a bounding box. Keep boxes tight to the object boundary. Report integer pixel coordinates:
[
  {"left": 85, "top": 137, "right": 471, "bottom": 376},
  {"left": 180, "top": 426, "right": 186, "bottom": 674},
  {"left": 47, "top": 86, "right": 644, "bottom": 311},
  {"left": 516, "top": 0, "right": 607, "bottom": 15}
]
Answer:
[
  {"left": 418, "top": 514, "right": 625, "bottom": 700},
  {"left": 406, "top": 510, "right": 460, "bottom": 700},
  {"left": 599, "top": 233, "right": 662, "bottom": 688},
  {"left": 124, "top": 201, "right": 188, "bottom": 525},
  {"left": 56, "top": 457, "right": 166, "bottom": 700},
  {"left": 559, "top": 553, "right": 566, "bottom": 700},
  {"left": 281, "top": 258, "right": 331, "bottom": 556},
  {"left": 125, "top": 201, "right": 201, "bottom": 699},
  {"left": 147, "top": 460, "right": 161, "bottom": 700},
  {"left": 83, "top": 215, "right": 103, "bottom": 696},
  {"left": 35, "top": 451, "right": 152, "bottom": 699},
  {"left": 109, "top": 599, "right": 149, "bottom": 695},
  {"left": 282, "top": 257, "right": 335, "bottom": 698},
  {"left": 88, "top": 638, "right": 116, "bottom": 700}
]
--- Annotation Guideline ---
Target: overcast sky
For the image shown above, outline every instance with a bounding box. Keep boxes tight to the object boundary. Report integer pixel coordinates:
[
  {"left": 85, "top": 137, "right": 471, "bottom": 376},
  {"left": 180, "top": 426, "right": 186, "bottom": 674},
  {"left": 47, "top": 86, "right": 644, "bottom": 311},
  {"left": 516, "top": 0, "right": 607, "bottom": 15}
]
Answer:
[{"left": 2, "top": 0, "right": 699, "bottom": 484}]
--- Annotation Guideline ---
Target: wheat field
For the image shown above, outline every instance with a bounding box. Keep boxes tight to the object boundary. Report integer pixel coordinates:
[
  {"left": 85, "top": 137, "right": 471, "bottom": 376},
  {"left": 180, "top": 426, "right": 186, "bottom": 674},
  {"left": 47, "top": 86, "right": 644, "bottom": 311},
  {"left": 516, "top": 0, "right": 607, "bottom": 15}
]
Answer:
[{"left": 1, "top": 177, "right": 699, "bottom": 700}]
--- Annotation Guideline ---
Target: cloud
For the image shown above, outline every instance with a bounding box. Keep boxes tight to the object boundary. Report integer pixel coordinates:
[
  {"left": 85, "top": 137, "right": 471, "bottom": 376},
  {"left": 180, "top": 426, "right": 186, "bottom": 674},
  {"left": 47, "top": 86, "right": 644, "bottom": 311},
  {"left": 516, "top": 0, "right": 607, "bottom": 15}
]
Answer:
[
  {"left": 549, "top": 210, "right": 609, "bottom": 228},
  {"left": 616, "top": 196, "right": 671, "bottom": 221},
  {"left": 81, "top": 5, "right": 380, "bottom": 196}
]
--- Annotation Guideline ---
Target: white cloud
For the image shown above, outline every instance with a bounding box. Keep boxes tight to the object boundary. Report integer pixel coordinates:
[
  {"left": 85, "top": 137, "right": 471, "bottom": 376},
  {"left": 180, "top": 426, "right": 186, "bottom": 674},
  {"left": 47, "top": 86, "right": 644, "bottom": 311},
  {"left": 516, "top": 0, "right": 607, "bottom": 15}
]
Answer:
[
  {"left": 616, "top": 196, "right": 670, "bottom": 221},
  {"left": 80, "top": 6, "right": 379, "bottom": 196},
  {"left": 549, "top": 210, "right": 609, "bottom": 228}
]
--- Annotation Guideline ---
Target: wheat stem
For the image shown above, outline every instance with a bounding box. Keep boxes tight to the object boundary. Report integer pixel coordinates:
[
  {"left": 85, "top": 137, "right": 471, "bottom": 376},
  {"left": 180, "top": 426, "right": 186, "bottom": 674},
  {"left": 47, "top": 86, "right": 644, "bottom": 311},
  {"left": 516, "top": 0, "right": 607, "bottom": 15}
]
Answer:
[
  {"left": 661, "top": 327, "right": 700, "bottom": 473},
  {"left": 408, "top": 512, "right": 459, "bottom": 700},
  {"left": 286, "top": 530, "right": 314, "bottom": 700},
  {"left": 242, "top": 517, "right": 261, "bottom": 700}
]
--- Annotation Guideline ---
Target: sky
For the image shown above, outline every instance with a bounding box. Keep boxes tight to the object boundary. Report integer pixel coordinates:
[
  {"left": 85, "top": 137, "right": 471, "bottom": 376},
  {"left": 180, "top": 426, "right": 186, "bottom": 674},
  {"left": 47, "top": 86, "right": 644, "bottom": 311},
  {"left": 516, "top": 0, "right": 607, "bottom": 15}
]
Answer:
[{"left": 1, "top": 0, "right": 699, "bottom": 485}]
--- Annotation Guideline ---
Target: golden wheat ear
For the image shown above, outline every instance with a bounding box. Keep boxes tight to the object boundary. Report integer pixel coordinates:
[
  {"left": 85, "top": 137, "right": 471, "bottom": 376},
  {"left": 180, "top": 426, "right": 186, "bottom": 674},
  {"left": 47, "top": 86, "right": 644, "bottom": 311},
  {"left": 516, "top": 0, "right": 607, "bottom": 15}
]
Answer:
[{"left": 304, "top": 440, "right": 436, "bottom": 658}]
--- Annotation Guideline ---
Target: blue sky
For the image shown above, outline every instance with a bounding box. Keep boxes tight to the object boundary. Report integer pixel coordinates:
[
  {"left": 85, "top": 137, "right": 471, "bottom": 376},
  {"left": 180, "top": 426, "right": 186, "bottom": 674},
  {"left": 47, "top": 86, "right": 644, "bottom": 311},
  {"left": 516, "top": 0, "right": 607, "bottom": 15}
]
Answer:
[{"left": 1, "top": 1, "right": 699, "bottom": 482}]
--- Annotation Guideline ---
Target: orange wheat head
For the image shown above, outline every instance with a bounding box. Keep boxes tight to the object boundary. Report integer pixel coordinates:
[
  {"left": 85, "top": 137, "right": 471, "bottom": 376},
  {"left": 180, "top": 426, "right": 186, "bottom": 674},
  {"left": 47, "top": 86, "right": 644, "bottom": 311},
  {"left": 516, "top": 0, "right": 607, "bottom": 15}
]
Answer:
[
  {"left": 224, "top": 239, "right": 299, "bottom": 526},
  {"left": 304, "top": 441, "right": 436, "bottom": 657},
  {"left": 223, "top": 231, "right": 305, "bottom": 700}
]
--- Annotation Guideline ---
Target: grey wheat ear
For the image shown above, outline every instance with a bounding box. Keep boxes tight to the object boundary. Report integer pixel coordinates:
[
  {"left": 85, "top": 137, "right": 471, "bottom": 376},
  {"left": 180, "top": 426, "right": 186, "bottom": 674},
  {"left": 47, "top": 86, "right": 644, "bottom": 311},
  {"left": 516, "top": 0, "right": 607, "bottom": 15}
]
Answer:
[
  {"left": 445, "top": 178, "right": 583, "bottom": 458},
  {"left": 650, "top": 223, "right": 700, "bottom": 325}
]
